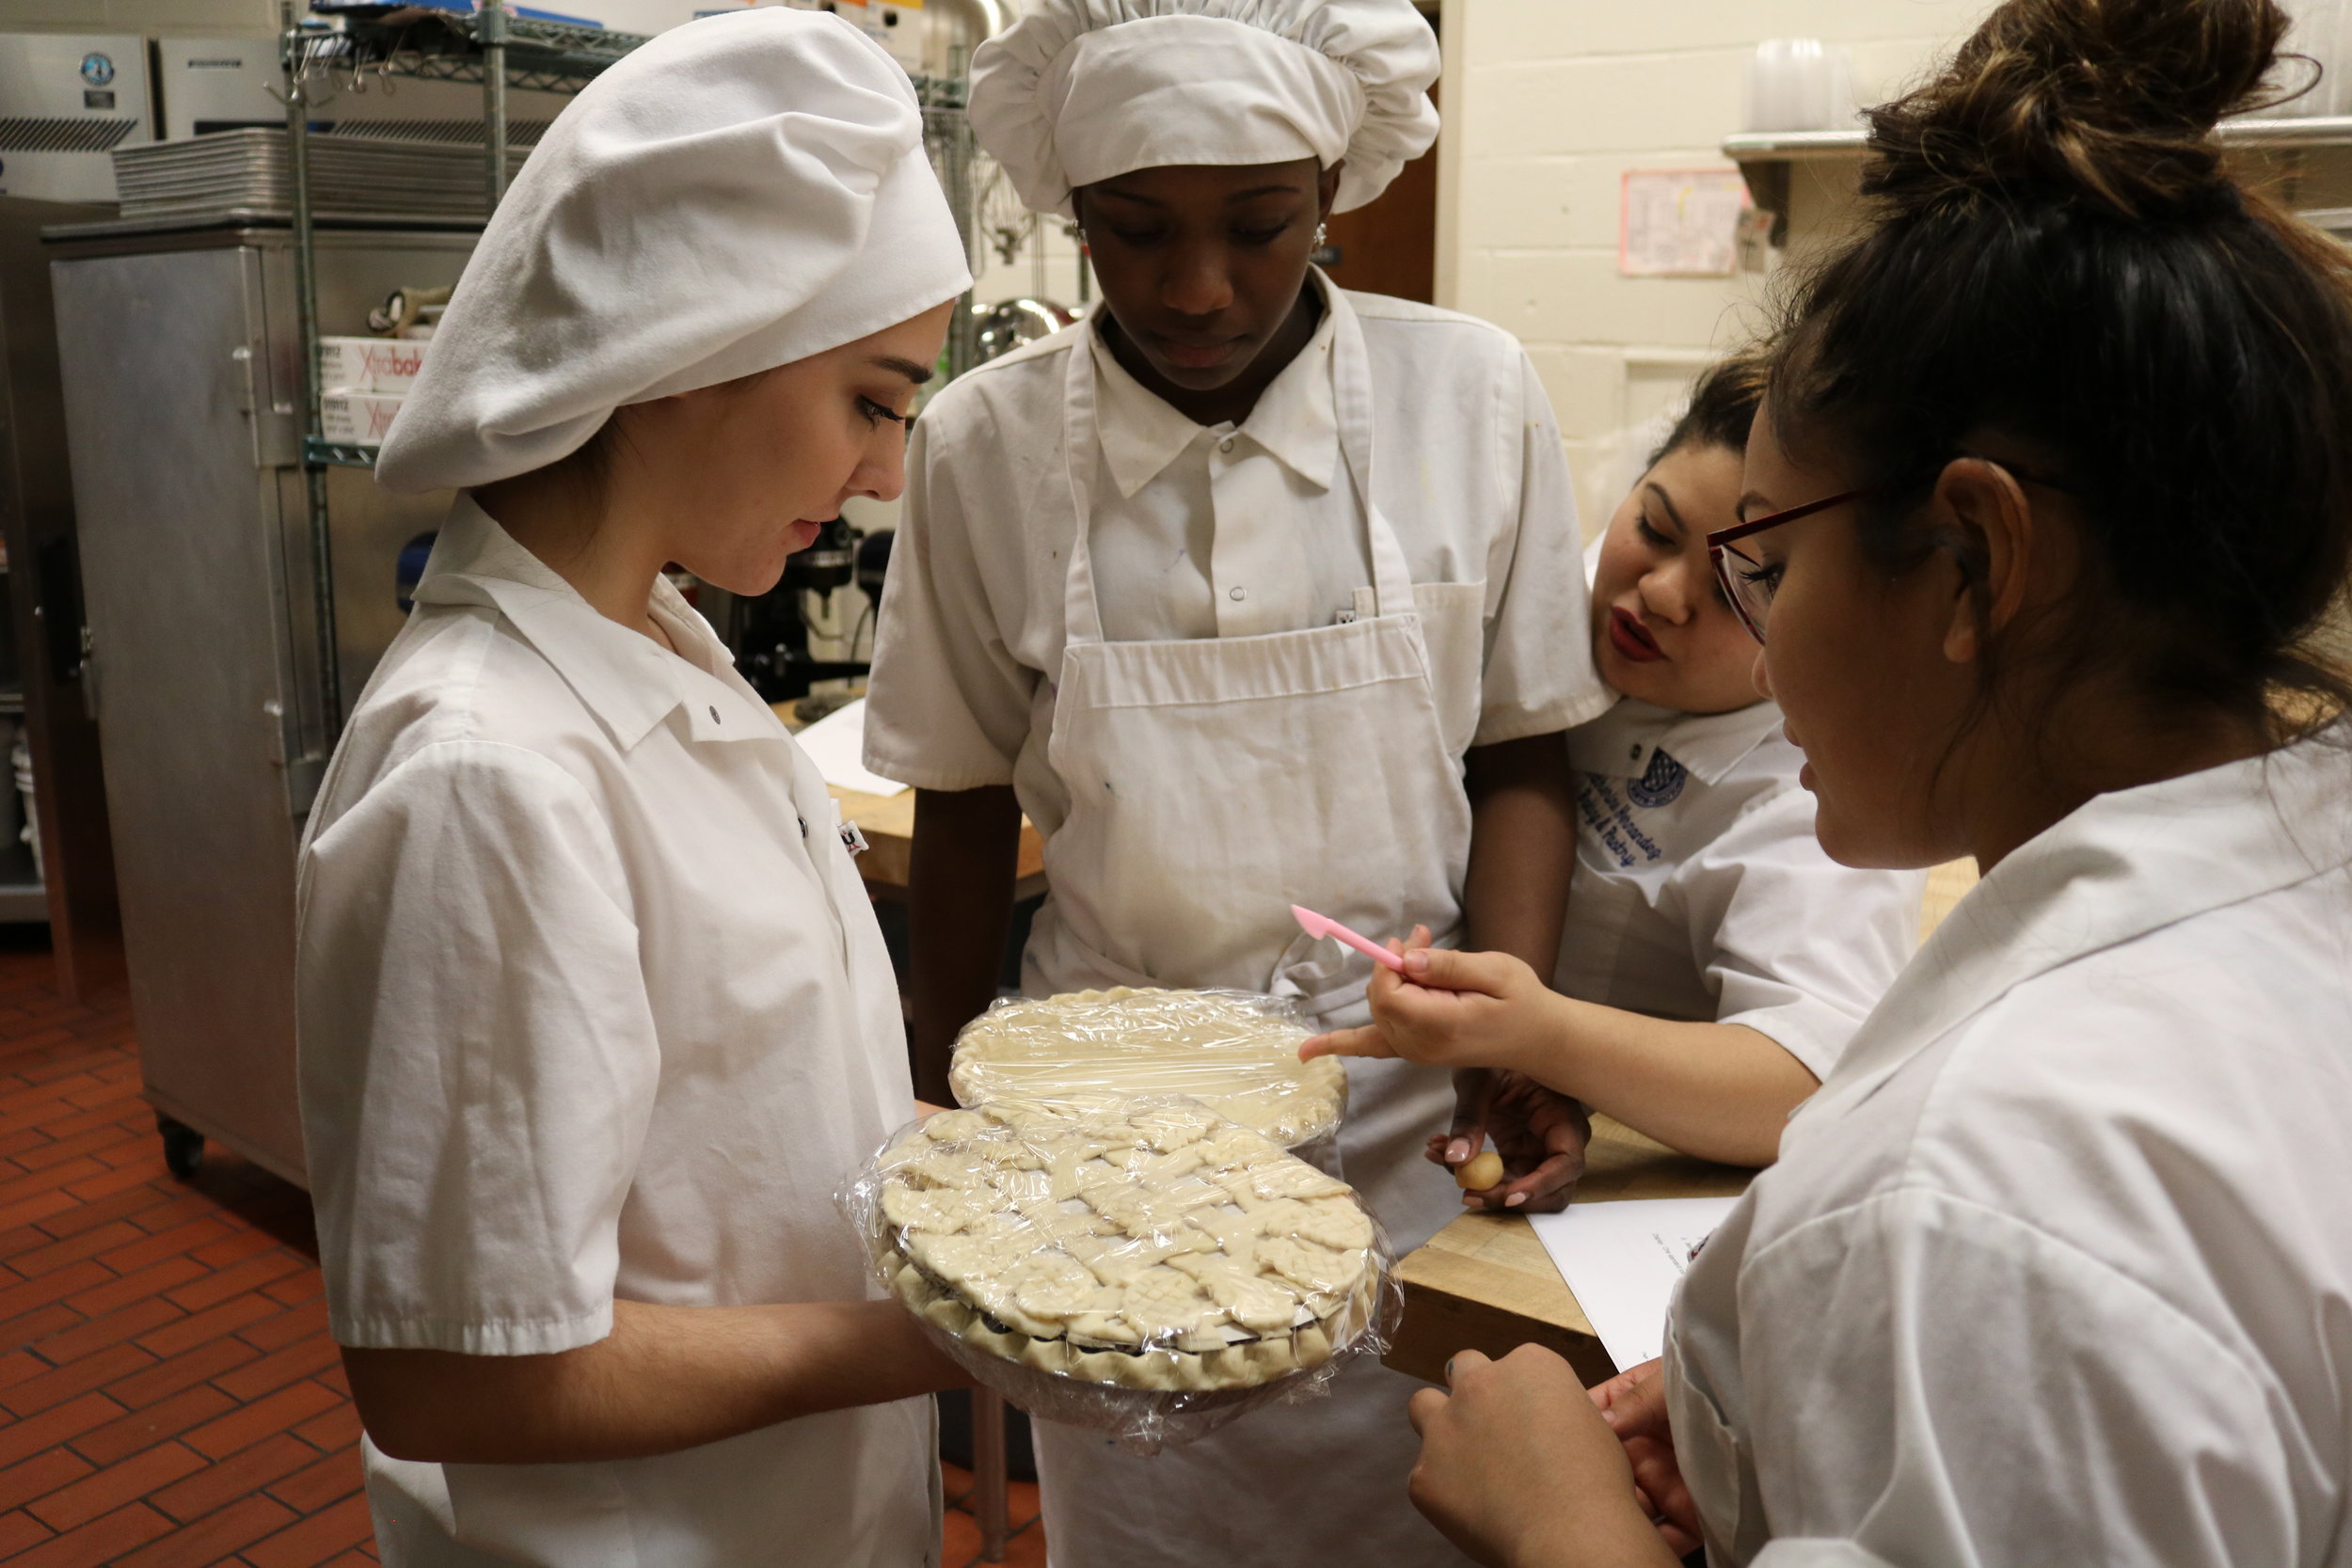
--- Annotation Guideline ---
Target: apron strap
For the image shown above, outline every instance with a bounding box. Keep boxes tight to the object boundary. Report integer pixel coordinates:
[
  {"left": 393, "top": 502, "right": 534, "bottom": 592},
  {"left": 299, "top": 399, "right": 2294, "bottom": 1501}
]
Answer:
[
  {"left": 1061, "top": 326, "right": 1111, "bottom": 649},
  {"left": 1326, "top": 285, "right": 1417, "bottom": 620}
]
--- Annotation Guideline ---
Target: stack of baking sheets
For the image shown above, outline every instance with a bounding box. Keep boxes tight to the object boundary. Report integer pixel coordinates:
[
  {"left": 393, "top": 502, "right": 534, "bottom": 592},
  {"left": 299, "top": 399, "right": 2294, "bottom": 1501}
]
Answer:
[{"left": 111, "top": 130, "right": 526, "bottom": 224}]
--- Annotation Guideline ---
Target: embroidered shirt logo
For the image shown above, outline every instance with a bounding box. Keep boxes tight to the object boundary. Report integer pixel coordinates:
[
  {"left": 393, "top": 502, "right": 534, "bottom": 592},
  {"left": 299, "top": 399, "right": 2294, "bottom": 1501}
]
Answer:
[{"left": 1625, "top": 749, "right": 1689, "bottom": 809}]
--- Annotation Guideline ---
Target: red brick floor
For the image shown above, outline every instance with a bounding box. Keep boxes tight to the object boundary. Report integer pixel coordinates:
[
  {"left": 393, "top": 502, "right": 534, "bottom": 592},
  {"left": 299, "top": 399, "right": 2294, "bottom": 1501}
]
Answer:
[
  {"left": 0, "top": 939, "right": 373, "bottom": 1568},
  {"left": 0, "top": 933, "right": 1051, "bottom": 1567}
]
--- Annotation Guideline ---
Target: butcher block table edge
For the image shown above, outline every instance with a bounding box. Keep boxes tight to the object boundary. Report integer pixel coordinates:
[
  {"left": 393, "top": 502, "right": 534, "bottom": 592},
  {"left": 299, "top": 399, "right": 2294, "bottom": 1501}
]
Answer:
[
  {"left": 823, "top": 784, "right": 1047, "bottom": 898},
  {"left": 770, "top": 696, "right": 1045, "bottom": 896},
  {"left": 1384, "top": 1117, "right": 1754, "bottom": 1388}
]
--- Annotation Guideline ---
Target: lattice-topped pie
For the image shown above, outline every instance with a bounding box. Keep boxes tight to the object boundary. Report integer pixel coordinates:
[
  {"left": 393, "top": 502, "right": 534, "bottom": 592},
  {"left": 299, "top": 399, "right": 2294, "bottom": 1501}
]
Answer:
[
  {"left": 949, "top": 988, "right": 1346, "bottom": 1148},
  {"left": 869, "top": 1101, "right": 1382, "bottom": 1392}
]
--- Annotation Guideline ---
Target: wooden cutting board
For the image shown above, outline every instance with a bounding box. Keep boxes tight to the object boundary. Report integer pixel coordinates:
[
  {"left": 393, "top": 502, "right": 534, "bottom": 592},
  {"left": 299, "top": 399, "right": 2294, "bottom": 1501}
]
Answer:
[{"left": 1384, "top": 1116, "right": 1753, "bottom": 1387}]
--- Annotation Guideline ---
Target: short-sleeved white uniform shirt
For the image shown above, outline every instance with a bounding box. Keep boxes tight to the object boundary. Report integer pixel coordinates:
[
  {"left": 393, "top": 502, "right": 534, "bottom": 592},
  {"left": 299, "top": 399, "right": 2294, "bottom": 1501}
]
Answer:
[
  {"left": 1555, "top": 697, "right": 1927, "bottom": 1079},
  {"left": 1668, "top": 727, "right": 2352, "bottom": 1567},
  {"left": 863, "top": 280, "right": 1608, "bottom": 822},
  {"left": 295, "top": 499, "right": 936, "bottom": 1568}
]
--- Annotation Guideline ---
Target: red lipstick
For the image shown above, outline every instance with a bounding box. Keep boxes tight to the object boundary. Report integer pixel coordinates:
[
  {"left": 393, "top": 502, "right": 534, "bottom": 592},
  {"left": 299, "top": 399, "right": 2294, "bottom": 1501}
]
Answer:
[{"left": 1608, "top": 606, "right": 1665, "bottom": 664}]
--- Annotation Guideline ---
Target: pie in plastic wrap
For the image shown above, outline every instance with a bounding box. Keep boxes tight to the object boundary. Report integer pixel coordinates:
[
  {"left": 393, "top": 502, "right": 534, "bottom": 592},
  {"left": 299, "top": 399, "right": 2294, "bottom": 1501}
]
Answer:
[
  {"left": 948, "top": 988, "right": 1346, "bottom": 1148},
  {"left": 870, "top": 1101, "right": 1381, "bottom": 1392}
]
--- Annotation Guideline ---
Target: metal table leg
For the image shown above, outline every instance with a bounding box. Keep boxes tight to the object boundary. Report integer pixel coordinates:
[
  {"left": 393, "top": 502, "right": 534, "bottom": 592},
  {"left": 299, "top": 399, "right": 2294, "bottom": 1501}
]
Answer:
[{"left": 973, "top": 1389, "right": 1009, "bottom": 1561}]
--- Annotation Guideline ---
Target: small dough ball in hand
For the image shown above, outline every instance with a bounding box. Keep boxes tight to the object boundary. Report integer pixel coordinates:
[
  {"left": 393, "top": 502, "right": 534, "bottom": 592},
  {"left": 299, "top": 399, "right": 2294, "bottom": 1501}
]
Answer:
[{"left": 1454, "top": 1149, "right": 1505, "bottom": 1190}]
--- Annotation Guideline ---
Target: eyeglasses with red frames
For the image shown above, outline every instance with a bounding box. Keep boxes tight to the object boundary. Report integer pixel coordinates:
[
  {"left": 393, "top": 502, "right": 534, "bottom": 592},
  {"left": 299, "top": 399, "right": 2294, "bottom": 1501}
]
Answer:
[
  {"left": 1705, "top": 487, "right": 1879, "bottom": 645},
  {"left": 1706, "top": 459, "right": 2071, "bottom": 644}
]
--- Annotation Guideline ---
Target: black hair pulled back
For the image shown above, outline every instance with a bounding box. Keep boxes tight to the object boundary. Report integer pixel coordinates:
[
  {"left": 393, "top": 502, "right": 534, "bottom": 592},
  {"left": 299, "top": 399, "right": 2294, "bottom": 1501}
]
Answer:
[
  {"left": 1770, "top": 0, "right": 2352, "bottom": 732},
  {"left": 1650, "top": 349, "right": 1771, "bottom": 467}
]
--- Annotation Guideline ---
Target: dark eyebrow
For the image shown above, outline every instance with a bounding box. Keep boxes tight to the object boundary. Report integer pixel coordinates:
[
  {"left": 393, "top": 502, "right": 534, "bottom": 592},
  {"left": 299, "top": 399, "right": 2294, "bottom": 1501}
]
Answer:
[
  {"left": 870, "top": 355, "right": 933, "bottom": 387},
  {"left": 1644, "top": 482, "right": 1688, "bottom": 540}
]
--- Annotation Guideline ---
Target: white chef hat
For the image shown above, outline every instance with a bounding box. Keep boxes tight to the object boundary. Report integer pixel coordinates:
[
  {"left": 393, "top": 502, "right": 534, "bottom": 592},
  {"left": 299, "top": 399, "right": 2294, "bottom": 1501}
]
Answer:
[
  {"left": 375, "top": 8, "right": 972, "bottom": 496},
  {"left": 967, "top": 0, "right": 1438, "bottom": 219}
]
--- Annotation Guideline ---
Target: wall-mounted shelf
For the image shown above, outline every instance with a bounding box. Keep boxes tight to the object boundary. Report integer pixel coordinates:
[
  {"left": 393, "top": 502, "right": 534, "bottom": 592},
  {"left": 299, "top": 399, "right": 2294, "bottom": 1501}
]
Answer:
[
  {"left": 1725, "top": 118, "right": 2352, "bottom": 240},
  {"left": 1727, "top": 115, "right": 2352, "bottom": 166}
]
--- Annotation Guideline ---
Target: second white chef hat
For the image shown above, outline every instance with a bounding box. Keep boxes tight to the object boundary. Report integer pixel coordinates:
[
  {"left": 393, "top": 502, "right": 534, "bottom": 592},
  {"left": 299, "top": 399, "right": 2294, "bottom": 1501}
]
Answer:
[
  {"left": 375, "top": 8, "right": 973, "bottom": 496},
  {"left": 968, "top": 0, "right": 1439, "bottom": 219}
]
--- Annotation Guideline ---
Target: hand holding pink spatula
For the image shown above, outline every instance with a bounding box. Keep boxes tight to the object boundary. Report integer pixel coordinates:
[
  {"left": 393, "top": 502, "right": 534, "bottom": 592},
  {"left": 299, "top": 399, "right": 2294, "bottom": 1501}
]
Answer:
[{"left": 1298, "top": 911, "right": 1534, "bottom": 1212}]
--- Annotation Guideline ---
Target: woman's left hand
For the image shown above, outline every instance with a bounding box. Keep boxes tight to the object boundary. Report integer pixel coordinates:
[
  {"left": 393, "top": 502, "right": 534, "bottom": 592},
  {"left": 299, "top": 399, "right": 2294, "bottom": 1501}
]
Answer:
[{"left": 1406, "top": 1346, "right": 1684, "bottom": 1568}]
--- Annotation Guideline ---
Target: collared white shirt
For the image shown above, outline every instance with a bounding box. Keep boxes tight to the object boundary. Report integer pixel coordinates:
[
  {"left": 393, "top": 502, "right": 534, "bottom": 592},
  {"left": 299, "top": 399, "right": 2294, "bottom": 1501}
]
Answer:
[
  {"left": 1554, "top": 698, "right": 1925, "bottom": 1079},
  {"left": 866, "top": 275, "right": 1607, "bottom": 825},
  {"left": 295, "top": 498, "right": 935, "bottom": 1568},
  {"left": 1666, "top": 726, "right": 2352, "bottom": 1567},
  {"left": 1085, "top": 298, "right": 1364, "bottom": 641}
]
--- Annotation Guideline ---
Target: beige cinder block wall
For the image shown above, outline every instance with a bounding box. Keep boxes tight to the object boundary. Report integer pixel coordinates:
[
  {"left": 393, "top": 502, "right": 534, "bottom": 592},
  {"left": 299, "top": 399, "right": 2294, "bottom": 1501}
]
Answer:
[{"left": 1434, "top": 0, "right": 1997, "bottom": 535}]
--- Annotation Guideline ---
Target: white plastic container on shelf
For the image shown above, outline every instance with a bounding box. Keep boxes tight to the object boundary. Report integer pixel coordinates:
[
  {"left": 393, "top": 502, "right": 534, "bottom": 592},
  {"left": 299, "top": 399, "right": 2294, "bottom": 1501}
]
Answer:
[
  {"left": 1743, "top": 39, "right": 1856, "bottom": 133},
  {"left": 317, "top": 336, "right": 428, "bottom": 395}
]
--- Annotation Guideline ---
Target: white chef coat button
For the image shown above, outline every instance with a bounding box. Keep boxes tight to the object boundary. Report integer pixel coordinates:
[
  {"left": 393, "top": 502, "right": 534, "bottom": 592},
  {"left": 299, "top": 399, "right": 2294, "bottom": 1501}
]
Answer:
[
  {"left": 1230, "top": 586, "right": 1247, "bottom": 602},
  {"left": 1629, "top": 743, "right": 1643, "bottom": 761},
  {"left": 1218, "top": 437, "right": 1234, "bottom": 453},
  {"left": 709, "top": 705, "right": 722, "bottom": 724},
  {"left": 797, "top": 815, "right": 807, "bottom": 837}
]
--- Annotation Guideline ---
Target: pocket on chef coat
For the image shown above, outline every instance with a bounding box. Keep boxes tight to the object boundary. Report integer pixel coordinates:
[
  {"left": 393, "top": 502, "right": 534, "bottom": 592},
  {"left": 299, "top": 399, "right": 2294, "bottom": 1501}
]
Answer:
[{"left": 1352, "top": 581, "right": 1485, "bottom": 757}]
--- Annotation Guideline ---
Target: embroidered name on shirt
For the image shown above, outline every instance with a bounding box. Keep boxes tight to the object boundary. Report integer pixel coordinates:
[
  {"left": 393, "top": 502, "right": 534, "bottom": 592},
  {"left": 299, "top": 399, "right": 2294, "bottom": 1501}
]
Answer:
[{"left": 1577, "top": 773, "right": 1667, "bottom": 870}]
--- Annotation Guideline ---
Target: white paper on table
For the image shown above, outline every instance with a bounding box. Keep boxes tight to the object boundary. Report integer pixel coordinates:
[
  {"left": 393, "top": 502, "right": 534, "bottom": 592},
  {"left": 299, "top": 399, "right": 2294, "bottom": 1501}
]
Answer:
[
  {"left": 1527, "top": 1196, "right": 1742, "bottom": 1370},
  {"left": 792, "top": 698, "right": 910, "bottom": 798}
]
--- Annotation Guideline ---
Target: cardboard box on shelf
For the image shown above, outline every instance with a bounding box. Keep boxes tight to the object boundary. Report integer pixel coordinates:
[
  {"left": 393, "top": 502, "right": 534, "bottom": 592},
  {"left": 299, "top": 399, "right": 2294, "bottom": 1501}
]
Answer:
[
  {"left": 318, "top": 336, "right": 428, "bottom": 396},
  {"left": 321, "top": 389, "right": 405, "bottom": 447}
]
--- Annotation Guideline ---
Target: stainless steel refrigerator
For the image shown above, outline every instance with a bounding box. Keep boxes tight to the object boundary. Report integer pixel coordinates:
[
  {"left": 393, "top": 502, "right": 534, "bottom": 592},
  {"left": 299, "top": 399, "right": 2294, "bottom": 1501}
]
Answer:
[{"left": 50, "top": 224, "right": 468, "bottom": 1184}]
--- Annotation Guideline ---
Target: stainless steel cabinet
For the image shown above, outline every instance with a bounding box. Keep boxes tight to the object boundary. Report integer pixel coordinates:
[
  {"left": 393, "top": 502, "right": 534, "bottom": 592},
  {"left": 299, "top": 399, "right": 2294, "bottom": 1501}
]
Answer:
[{"left": 50, "top": 225, "right": 468, "bottom": 1184}]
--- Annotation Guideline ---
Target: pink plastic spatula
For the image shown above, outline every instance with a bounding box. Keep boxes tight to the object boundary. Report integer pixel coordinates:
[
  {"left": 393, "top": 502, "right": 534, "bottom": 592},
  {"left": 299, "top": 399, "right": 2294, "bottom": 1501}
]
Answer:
[{"left": 1290, "top": 905, "right": 1409, "bottom": 974}]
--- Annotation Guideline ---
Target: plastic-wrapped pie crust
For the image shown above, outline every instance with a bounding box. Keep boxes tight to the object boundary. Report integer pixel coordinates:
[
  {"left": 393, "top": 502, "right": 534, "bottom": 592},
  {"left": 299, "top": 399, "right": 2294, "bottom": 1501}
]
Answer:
[
  {"left": 949, "top": 988, "right": 1347, "bottom": 1148},
  {"left": 866, "top": 1101, "right": 1383, "bottom": 1395}
]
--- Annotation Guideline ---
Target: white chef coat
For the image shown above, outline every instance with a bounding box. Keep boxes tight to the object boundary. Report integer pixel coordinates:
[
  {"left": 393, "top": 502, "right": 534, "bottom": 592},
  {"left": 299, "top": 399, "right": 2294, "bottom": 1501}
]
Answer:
[
  {"left": 1664, "top": 725, "right": 2352, "bottom": 1567},
  {"left": 865, "top": 270, "right": 1605, "bottom": 831},
  {"left": 295, "top": 498, "right": 937, "bottom": 1568},
  {"left": 1555, "top": 697, "right": 1926, "bottom": 1079}
]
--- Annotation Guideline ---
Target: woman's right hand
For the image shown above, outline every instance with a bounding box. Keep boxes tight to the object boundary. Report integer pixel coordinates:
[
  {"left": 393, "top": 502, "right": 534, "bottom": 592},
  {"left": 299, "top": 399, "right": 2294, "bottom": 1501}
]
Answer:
[
  {"left": 1300, "top": 926, "right": 1563, "bottom": 1076},
  {"left": 1590, "top": 1358, "right": 1699, "bottom": 1557}
]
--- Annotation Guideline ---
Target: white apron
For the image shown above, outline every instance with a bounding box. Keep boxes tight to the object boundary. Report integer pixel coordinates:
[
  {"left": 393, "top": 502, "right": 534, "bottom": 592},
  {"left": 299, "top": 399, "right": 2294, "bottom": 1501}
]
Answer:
[{"left": 1026, "top": 293, "right": 1476, "bottom": 1568}]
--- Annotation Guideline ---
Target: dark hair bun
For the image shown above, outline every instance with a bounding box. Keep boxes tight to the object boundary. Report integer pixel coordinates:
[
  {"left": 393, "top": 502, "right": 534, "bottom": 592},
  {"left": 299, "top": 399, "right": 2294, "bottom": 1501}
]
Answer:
[{"left": 1865, "top": 0, "right": 2286, "bottom": 217}]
